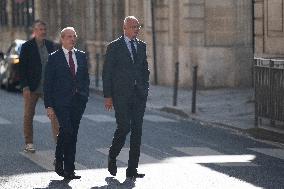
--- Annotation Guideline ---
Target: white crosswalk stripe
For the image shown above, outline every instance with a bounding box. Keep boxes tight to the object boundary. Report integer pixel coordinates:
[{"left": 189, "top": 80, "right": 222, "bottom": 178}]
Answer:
[
  {"left": 83, "top": 114, "right": 116, "bottom": 122},
  {"left": 0, "top": 162, "right": 262, "bottom": 189},
  {"left": 174, "top": 147, "right": 258, "bottom": 167},
  {"left": 97, "top": 147, "right": 160, "bottom": 164},
  {"left": 249, "top": 148, "right": 284, "bottom": 160},
  {"left": 20, "top": 150, "right": 87, "bottom": 171},
  {"left": 33, "top": 115, "right": 50, "bottom": 123},
  {"left": 144, "top": 115, "right": 177, "bottom": 122},
  {"left": 30, "top": 114, "right": 177, "bottom": 124},
  {"left": 0, "top": 116, "right": 11, "bottom": 124}
]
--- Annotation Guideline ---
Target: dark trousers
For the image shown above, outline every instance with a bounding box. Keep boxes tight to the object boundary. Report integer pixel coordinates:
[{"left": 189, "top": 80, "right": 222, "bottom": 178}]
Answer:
[
  {"left": 110, "top": 88, "right": 146, "bottom": 170},
  {"left": 54, "top": 94, "right": 87, "bottom": 173}
]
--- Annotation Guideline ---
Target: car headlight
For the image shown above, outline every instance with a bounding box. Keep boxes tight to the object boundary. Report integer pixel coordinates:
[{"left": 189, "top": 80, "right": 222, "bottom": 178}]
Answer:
[
  {"left": 12, "top": 58, "right": 20, "bottom": 64},
  {"left": 10, "top": 55, "right": 20, "bottom": 64}
]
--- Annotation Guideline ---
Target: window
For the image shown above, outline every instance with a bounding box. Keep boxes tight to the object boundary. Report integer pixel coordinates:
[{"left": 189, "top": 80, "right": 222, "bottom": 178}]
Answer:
[
  {"left": 12, "top": 0, "right": 34, "bottom": 27},
  {"left": 0, "top": 0, "right": 8, "bottom": 26}
]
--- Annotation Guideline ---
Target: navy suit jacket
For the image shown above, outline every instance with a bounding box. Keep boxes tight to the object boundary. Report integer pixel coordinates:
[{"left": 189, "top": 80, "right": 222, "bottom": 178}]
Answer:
[
  {"left": 44, "top": 48, "right": 90, "bottom": 109},
  {"left": 19, "top": 38, "right": 56, "bottom": 91},
  {"left": 103, "top": 36, "right": 150, "bottom": 103}
]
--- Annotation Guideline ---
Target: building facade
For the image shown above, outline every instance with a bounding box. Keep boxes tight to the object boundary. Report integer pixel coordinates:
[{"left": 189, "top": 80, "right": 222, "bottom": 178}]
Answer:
[
  {"left": 254, "top": 0, "right": 284, "bottom": 57},
  {"left": 0, "top": 0, "right": 276, "bottom": 88}
]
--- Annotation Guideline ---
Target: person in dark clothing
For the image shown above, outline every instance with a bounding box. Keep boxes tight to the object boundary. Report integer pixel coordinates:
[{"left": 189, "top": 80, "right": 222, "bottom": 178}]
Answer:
[
  {"left": 44, "top": 27, "right": 89, "bottom": 180},
  {"left": 19, "top": 20, "right": 59, "bottom": 153},
  {"left": 103, "top": 16, "right": 150, "bottom": 179}
]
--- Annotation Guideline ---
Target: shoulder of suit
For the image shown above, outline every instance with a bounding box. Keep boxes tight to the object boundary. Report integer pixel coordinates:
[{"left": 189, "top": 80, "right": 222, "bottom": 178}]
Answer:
[
  {"left": 74, "top": 48, "right": 86, "bottom": 54},
  {"left": 22, "top": 38, "right": 34, "bottom": 47},
  {"left": 107, "top": 37, "right": 121, "bottom": 47},
  {"left": 49, "top": 49, "right": 60, "bottom": 56},
  {"left": 137, "top": 39, "right": 147, "bottom": 46}
]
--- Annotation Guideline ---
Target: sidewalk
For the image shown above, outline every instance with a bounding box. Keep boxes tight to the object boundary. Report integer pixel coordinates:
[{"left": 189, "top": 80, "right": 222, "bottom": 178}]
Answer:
[
  {"left": 146, "top": 85, "right": 255, "bottom": 130},
  {"left": 90, "top": 76, "right": 284, "bottom": 144}
]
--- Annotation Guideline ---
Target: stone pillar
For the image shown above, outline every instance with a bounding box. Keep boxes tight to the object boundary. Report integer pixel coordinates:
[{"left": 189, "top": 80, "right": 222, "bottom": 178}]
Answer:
[
  {"left": 86, "top": 0, "right": 96, "bottom": 40},
  {"left": 105, "top": 0, "right": 113, "bottom": 41}
]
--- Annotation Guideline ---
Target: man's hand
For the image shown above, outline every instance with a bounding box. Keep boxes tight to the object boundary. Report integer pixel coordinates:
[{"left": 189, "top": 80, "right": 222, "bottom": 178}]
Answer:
[
  {"left": 23, "top": 87, "right": 30, "bottom": 99},
  {"left": 46, "top": 107, "right": 56, "bottom": 120},
  {"left": 104, "top": 98, "right": 113, "bottom": 111}
]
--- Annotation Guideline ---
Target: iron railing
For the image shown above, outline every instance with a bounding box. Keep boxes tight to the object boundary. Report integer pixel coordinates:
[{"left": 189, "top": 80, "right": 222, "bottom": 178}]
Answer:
[{"left": 254, "top": 57, "right": 284, "bottom": 128}]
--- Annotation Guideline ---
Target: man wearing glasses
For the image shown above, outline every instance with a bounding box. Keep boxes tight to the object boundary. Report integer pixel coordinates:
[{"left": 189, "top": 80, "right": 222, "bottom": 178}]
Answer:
[{"left": 103, "top": 16, "right": 150, "bottom": 179}]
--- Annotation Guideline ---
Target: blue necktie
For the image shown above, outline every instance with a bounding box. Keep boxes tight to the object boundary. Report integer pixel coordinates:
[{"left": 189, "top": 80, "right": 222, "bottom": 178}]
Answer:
[{"left": 130, "top": 40, "right": 137, "bottom": 63}]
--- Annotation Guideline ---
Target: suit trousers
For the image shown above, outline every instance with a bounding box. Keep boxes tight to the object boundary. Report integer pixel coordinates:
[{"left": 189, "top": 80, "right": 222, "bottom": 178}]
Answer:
[
  {"left": 110, "top": 87, "right": 146, "bottom": 170},
  {"left": 54, "top": 93, "right": 87, "bottom": 173},
  {"left": 23, "top": 92, "right": 59, "bottom": 144}
]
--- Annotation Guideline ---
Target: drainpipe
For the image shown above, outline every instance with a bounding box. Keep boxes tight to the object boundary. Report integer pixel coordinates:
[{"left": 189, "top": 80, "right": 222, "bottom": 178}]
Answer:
[
  {"left": 151, "top": 0, "right": 158, "bottom": 85},
  {"left": 252, "top": 0, "right": 255, "bottom": 55}
]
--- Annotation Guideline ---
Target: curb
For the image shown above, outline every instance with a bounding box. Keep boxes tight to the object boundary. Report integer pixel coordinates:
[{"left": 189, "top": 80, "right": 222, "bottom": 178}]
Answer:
[
  {"left": 158, "top": 106, "right": 284, "bottom": 145},
  {"left": 90, "top": 87, "right": 284, "bottom": 145}
]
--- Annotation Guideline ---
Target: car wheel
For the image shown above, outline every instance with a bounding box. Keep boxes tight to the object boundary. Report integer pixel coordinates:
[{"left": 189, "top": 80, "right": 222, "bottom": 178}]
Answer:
[
  {"left": 0, "top": 79, "right": 4, "bottom": 89},
  {"left": 5, "top": 79, "right": 13, "bottom": 91}
]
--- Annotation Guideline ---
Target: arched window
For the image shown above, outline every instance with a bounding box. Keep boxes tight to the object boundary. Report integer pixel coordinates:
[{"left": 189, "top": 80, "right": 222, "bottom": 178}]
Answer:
[
  {"left": 0, "top": 0, "right": 8, "bottom": 26},
  {"left": 12, "top": 0, "right": 34, "bottom": 27}
]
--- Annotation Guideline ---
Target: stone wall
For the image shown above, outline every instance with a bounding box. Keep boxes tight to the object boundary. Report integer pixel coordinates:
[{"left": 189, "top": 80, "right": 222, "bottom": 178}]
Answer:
[
  {"left": 139, "top": 0, "right": 253, "bottom": 87},
  {"left": 0, "top": 0, "right": 255, "bottom": 88},
  {"left": 254, "top": 0, "right": 284, "bottom": 57}
]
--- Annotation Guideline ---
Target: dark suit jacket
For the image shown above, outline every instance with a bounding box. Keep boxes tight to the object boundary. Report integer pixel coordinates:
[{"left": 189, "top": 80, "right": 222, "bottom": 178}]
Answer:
[
  {"left": 44, "top": 48, "right": 90, "bottom": 109},
  {"left": 103, "top": 36, "right": 150, "bottom": 103},
  {"left": 19, "top": 38, "right": 56, "bottom": 91}
]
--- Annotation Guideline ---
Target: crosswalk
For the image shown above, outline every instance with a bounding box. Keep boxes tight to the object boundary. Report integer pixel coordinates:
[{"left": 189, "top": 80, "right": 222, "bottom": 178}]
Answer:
[
  {"left": 1, "top": 113, "right": 283, "bottom": 167},
  {"left": 20, "top": 150, "right": 87, "bottom": 171},
  {"left": 249, "top": 148, "right": 284, "bottom": 160},
  {"left": 173, "top": 147, "right": 258, "bottom": 167},
  {"left": 0, "top": 114, "right": 177, "bottom": 125},
  {"left": 14, "top": 145, "right": 284, "bottom": 189},
  {"left": 19, "top": 146, "right": 284, "bottom": 173},
  {"left": 0, "top": 116, "right": 11, "bottom": 124}
]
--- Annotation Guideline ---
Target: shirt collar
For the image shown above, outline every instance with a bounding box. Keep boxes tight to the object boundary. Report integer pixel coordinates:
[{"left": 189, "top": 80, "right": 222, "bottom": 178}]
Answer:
[
  {"left": 62, "top": 47, "right": 75, "bottom": 55},
  {"left": 124, "top": 35, "right": 136, "bottom": 44}
]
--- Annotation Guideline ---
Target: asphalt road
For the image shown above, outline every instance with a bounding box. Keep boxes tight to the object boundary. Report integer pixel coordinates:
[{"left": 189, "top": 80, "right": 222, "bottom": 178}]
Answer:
[{"left": 0, "top": 89, "right": 283, "bottom": 189}]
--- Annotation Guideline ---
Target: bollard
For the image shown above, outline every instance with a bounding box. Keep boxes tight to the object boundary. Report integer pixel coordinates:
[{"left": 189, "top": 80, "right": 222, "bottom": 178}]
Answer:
[
  {"left": 95, "top": 53, "right": 100, "bottom": 88},
  {"left": 173, "top": 62, "right": 179, "bottom": 106},
  {"left": 191, "top": 65, "right": 198, "bottom": 113}
]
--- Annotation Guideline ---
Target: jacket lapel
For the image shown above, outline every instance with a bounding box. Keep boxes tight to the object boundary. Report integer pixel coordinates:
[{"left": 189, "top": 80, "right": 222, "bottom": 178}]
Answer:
[
  {"left": 59, "top": 48, "right": 74, "bottom": 78},
  {"left": 119, "top": 36, "right": 133, "bottom": 64},
  {"left": 74, "top": 49, "right": 81, "bottom": 77},
  {"left": 136, "top": 40, "right": 143, "bottom": 64},
  {"left": 31, "top": 38, "right": 41, "bottom": 65}
]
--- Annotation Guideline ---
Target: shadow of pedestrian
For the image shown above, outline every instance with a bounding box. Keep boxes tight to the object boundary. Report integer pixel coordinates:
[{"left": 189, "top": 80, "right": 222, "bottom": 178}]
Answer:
[
  {"left": 91, "top": 177, "right": 135, "bottom": 189},
  {"left": 34, "top": 179, "right": 71, "bottom": 189}
]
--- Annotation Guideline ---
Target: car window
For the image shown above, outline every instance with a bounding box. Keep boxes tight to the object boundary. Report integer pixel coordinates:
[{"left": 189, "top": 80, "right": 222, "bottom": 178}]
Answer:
[
  {"left": 10, "top": 47, "right": 17, "bottom": 55},
  {"left": 6, "top": 43, "right": 16, "bottom": 55},
  {"left": 16, "top": 44, "right": 23, "bottom": 54}
]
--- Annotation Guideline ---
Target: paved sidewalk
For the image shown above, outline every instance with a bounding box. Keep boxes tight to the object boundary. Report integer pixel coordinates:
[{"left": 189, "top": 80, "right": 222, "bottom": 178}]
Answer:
[
  {"left": 90, "top": 76, "right": 284, "bottom": 143},
  {"left": 146, "top": 85, "right": 255, "bottom": 130}
]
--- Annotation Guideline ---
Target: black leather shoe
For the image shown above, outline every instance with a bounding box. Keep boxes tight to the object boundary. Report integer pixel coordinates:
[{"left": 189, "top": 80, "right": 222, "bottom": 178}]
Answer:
[
  {"left": 63, "top": 172, "right": 81, "bottom": 180},
  {"left": 108, "top": 156, "right": 117, "bottom": 176},
  {"left": 54, "top": 159, "right": 64, "bottom": 177},
  {"left": 126, "top": 168, "right": 145, "bottom": 178}
]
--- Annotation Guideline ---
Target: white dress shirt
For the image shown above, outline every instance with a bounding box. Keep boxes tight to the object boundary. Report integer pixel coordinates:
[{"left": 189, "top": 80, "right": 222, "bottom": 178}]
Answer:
[
  {"left": 124, "top": 35, "right": 137, "bottom": 61},
  {"left": 62, "top": 47, "right": 78, "bottom": 73}
]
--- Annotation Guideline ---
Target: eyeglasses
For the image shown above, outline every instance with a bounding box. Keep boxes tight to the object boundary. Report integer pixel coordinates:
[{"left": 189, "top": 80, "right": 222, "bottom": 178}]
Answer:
[{"left": 130, "top": 25, "right": 142, "bottom": 30}]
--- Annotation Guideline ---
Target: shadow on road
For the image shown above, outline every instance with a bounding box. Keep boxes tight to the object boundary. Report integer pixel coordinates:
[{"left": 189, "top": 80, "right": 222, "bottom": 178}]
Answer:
[
  {"left": 34, "top": 179, "right": 71, "bottom": 189},
  {"left": 91, "top": 177, "right": 135, "bottom": 189}
]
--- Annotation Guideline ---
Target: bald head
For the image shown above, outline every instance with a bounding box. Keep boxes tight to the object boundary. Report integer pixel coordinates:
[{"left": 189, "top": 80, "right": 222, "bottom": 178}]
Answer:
[
  {"left": 61, "top": 27, "right": 77, "bottom": 38},
  {"left": 123, "top": 16, "right": 141, "bottom": 39},
  {"left": 60, "top": 27, "right": 77, "bottom": 50}
]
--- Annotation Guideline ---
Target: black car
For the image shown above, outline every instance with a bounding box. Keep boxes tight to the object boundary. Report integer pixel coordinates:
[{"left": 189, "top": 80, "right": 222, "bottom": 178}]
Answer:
[{"left": 0, "top": 39, "right": 26, "bottom": 91}]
